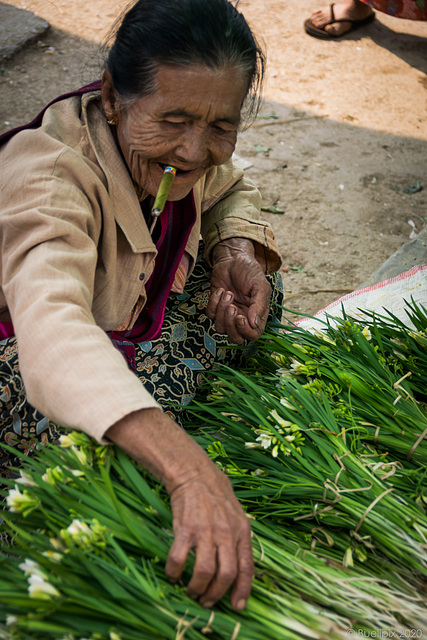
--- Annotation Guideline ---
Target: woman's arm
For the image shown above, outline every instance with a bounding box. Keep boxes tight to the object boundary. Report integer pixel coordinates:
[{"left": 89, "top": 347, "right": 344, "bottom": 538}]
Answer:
[
  {"left": 0, "top": 138, "right": 158, "bottom": 441},
  {"left": 198, "top": 161, "right": 281, "bottom": 343},
  {"left": 199, "top": 160, "right": 282, "bottom": 275},
  {"left": 106, "top": 408, "right": 254, "bottom": 610}
]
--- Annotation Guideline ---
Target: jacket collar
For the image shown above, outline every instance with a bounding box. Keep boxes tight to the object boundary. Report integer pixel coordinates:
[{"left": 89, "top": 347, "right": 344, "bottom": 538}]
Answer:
[{"left": 81, "top": 91, "right": 156, "bottom": 255}]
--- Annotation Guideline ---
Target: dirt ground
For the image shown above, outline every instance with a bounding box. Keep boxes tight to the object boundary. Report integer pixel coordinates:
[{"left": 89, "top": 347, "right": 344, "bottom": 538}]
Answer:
[{"left": 1, "top": 0, "right": 426, "bottom": 320}]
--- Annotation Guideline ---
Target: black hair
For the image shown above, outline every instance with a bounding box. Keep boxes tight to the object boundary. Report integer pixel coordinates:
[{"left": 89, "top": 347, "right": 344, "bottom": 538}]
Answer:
[{"left": 103, "top": 0, "right": 265, "bottom": 123}]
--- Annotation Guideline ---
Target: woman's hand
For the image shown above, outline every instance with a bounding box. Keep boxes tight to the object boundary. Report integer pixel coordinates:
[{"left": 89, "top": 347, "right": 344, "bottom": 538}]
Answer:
[
  {"left": 106, "top": 408, "right": 254, "bottom": 610},
  {"left": 206, "top": 238, "right": 272, "bottom": 344},
  {"left": 166, "top": 464, "right": 253, "bottom": 609}
]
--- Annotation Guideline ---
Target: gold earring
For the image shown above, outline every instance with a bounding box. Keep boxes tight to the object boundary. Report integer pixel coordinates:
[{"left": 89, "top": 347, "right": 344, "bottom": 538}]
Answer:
[{"left": 107, "top": 116, "right": 117, "bottom": 126}]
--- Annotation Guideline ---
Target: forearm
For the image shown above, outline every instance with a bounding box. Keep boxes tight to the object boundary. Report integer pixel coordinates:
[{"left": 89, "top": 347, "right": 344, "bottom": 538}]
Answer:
[
  {"left": 200, "top": 164, "right": 280, "bottom": 273},
  {"left": 105, "top": 408, "right": 223, "bottom": 494},
  {"left": 212, "top": 237, "right": 256, "bottom": 263}
]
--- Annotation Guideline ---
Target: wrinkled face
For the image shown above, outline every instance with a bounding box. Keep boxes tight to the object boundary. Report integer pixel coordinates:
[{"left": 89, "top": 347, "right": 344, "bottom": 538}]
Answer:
[{"left": 102, "top": 64, "right": 248, "bottom": 201}]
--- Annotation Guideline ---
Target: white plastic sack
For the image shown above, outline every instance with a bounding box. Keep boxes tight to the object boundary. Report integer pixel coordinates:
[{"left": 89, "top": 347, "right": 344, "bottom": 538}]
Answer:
[{"left": 296, "top": 265, "right": 427, "bottom": 331}]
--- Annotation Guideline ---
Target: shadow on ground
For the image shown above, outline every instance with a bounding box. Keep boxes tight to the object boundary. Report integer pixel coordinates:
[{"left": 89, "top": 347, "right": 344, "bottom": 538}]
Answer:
[{"left": 323, "top": 18, "right": 427, "bottom": 75}]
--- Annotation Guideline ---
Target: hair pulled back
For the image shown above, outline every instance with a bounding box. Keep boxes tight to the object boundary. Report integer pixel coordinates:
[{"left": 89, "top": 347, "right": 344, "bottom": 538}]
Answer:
[{"left": 104, "top": 0, "right": 265, "bottom": 122}]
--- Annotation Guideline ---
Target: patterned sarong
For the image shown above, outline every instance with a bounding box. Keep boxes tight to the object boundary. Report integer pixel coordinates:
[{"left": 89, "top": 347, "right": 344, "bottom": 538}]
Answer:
[{"left": 0, "top": 255, "right": 283, "bottom": 474}]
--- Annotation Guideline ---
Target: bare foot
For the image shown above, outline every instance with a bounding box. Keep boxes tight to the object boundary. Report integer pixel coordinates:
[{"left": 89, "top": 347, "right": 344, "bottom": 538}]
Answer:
[{"left": 310, "top": 0, "right": 374, "bottom": 37}]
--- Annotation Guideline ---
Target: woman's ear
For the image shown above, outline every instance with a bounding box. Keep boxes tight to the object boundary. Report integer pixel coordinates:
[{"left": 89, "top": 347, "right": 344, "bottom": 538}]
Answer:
[{"left": 101, "top": 70, "right": 119, "bottom": 124}]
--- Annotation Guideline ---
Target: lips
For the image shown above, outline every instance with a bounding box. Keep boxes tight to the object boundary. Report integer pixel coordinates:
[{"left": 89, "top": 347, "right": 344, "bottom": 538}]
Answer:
[
  {"left": 157, "top": 162, "right": 173, "bottom": 171},
  {"left": 156, "top": 161, "right": 201, "bottom": 176}
]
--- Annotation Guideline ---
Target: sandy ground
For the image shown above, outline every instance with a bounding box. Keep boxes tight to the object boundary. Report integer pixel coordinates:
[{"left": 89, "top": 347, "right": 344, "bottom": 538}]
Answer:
[{"left": 0, "top": 0, "right": 426, "bottom": 319}]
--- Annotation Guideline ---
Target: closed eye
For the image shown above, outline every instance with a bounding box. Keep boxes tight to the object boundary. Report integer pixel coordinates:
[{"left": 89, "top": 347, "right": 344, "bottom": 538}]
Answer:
[
  {"left": 163, "top": 119, "right": 186, "bottom": 128},
  {"left": 212, "top": 122, "right": 237, "bottom": 133}
]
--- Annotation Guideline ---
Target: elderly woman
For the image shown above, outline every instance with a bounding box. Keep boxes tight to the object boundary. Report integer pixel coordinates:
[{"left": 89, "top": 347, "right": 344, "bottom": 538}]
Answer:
[{"left": 0, "top": 0, "right": 282, "bottom": 612}]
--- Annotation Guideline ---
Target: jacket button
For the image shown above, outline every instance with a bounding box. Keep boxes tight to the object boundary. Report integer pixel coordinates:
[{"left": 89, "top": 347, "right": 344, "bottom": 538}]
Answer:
[{"left": 139, "top": 272, "right": 145, "bottom": 281}]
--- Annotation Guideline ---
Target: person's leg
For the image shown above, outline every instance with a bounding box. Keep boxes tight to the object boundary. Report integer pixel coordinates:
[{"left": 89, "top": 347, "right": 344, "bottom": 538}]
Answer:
[
  {"left": 0, "top": 337, "right": 64, "bottom": 477},
  {"left": 306, "top": 0, "right": 374, "bottom": 38}
]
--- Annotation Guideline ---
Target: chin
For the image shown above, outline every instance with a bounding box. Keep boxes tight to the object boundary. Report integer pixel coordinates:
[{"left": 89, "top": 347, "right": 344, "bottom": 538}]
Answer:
[
  {"left": 167, "top": 186, "right": 195, "bottom": 202},
  {"left": 167, "top": 174, "right": 205, "bottom": 201}
]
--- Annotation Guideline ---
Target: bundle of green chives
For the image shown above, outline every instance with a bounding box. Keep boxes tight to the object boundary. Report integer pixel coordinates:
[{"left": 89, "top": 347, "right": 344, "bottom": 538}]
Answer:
[
  {"left": 187, "top": 301, "right": 427, "bottom": 612},
  {"left": 189, "top": 370, "right": 427, "bottom": 587},
  {"left": 0, "top": 439, "right": 373, "bottom": 640},
  {"left": 251, "top": 302, "right": 427, "bottom": 466},
  {"left": 1, "top": 434, "right": 425, "bottom": 638},
  {"left": 1, "top": 299, "right": 427, "bottom": 638}
]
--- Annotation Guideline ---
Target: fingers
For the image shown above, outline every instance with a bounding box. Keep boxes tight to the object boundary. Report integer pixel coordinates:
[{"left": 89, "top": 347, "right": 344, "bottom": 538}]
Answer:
[
  {"left": 208, "top": 290, "right": 244, "bottom": 344},
  {"left": 206, "top": 287, "right": 224, "bottom": 322},
  {"left": 230, "top": 536, "right": 254, "bottom": 611},
  {"left": 186, "top": 540, "right": 217, "bottom": 601},
  {"left": 246, "top": 303, "right": 267, "bottom": 336},
  {"left": 210, "top": 290, "right": 234, "bottom": 335},
  {"left": 194, "top": 521, "right": 253, "bottom": 609},
  {"left": 175, "top": 533, "right": 252, "bottom": 610},
  {"left": 247, "top": 279, "right": 272, "bottom": 331},
  {"left": 232, "top": 313, "right": 259, "bottom": 343},
  {"left": 166, "top": 480, "right": 254, "bottom": 610},
  {"left": 165, "top": 531, "right": 192, "bottom": 585},
  {"left": 207, "top": 291, "right": 256, "bottom": 344},
  {"left": 187, "top": 540, "right": 238, "bottom": 607},
  {"left": 198, "top": 535, "right": 254, "bottom": 610}
]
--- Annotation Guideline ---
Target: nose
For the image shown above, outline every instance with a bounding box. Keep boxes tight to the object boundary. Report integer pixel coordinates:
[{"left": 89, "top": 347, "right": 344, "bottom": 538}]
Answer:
[{"left": 174, "top": 124, "right": 209, "bottom": 167}]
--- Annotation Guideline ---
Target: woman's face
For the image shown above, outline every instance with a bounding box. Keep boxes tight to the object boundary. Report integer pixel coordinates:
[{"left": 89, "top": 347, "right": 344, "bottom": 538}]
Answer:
[{"left": 102, "top": 64, "right": 248, "bottom": 201}]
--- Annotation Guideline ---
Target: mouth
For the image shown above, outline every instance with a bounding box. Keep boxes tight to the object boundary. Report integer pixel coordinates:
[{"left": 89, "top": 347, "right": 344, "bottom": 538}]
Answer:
[{"left": 156, "top": 162, "right": 200, "bottom": 177}]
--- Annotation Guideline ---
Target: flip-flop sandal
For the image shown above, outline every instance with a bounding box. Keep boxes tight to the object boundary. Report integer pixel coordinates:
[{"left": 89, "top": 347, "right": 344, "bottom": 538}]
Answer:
[{"left": 304, "top": 3, "right": 375, "bottom": 40}]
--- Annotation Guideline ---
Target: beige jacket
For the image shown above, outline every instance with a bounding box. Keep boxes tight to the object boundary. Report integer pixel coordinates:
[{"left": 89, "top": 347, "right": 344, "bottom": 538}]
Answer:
[{"left": 0, "top": 91, "right": 281, "bottom": 442}]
